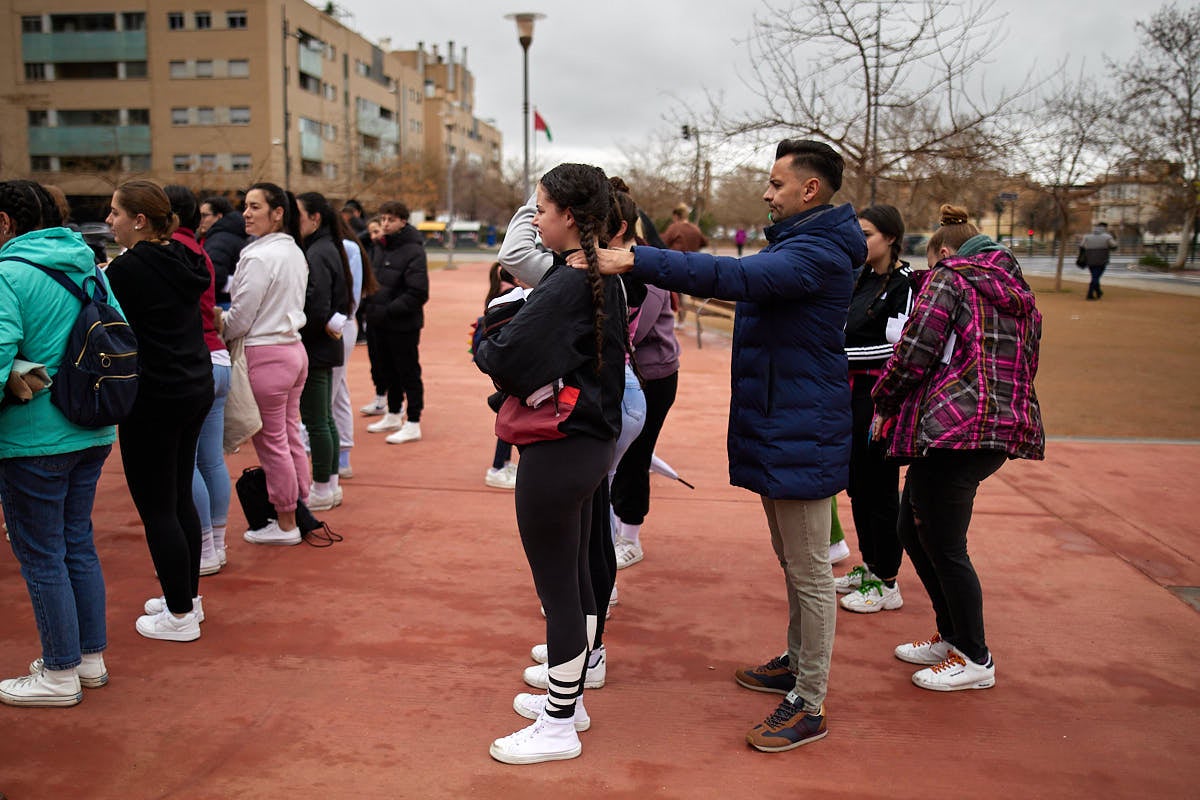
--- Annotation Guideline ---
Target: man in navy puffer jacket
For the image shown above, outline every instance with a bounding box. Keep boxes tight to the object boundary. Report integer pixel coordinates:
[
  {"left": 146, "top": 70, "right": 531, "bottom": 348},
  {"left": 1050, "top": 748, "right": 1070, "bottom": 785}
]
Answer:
[{"left": 582, "top": 140, "right": 866, "bottom": 752}]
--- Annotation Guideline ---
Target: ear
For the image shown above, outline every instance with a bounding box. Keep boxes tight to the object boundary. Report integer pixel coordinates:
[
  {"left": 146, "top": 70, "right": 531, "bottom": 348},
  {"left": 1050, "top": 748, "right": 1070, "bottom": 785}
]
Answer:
[
  {"left": 564, "top": 209, "right": 576, "bottom": 229},
  {"left": 134, "top": 212, "right": 149, "bottom": 230}
]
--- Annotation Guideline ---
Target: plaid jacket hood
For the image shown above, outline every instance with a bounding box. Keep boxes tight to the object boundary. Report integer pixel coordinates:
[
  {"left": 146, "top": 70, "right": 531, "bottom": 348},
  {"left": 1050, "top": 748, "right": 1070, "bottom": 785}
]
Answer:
[{"left": 871, "top": 248, "right": 1045, "bottom": 461}]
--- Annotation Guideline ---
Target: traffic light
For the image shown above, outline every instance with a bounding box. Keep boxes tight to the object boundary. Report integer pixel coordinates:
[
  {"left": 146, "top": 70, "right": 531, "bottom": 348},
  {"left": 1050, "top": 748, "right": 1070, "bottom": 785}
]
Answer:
[
  {"left": 1027, "top": 229, "right": 1034, "bottom": 236},
  {"left": 681, "top": 125, "right": 691, "bottom": 140}
]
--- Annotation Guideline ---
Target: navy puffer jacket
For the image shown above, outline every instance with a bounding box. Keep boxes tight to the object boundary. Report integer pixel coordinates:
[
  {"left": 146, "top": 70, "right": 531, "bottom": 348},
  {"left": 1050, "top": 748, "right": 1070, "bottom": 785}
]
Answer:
[{"left": 632, "top": 203, "right": 866, "bottom": 500}]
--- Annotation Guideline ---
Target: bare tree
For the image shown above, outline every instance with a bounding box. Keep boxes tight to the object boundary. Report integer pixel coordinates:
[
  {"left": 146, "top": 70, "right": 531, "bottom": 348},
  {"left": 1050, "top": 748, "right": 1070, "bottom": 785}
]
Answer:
[
  {"left": 1110, "top": 2, "right": 1200, "bottom": 269},
  {"left": 728, "top": 0, "right": 1034, "bottom": 207}
]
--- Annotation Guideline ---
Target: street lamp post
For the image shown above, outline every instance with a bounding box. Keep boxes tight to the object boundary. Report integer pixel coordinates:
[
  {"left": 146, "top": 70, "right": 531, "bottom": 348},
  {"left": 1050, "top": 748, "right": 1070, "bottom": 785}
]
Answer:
[
  {"left": 444, "top": 115, "right": 456, "bottom": 270},
  {"left": 506, "top": 12, "right": 544, "bottom": 200}
]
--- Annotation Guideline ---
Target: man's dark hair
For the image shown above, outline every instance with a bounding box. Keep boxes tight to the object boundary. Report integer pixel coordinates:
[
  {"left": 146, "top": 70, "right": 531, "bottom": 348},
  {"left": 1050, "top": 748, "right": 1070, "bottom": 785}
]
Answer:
[
  {"left": 775, "top": 139, "right": 844, "bottom": 194},
  {"left": 202, "top": 195, "right": 234, "bottom": 216},
  {"left": 342, "top": 199, "right": 364, "bottom": 216},
  {"left": 1097, "top": 222, "right": 1108, "bottom": 228},
  {"left": 378, "top": 200, "right": 410, "bottom": 220},
  {"left": 164, "top": 184, "right": 200, "bottom": 230}
]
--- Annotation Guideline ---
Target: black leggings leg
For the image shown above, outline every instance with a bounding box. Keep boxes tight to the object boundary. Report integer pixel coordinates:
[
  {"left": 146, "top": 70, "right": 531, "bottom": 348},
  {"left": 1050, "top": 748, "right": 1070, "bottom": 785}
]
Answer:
[
  {"left": 588, "top": 480, "right": 616, "bottom": 649},
  {"left": 846, "top": 374, "right": 902, "bottom": 578},
  {"left": 119, "top": 392, "right": 212, "bottom": 614}
]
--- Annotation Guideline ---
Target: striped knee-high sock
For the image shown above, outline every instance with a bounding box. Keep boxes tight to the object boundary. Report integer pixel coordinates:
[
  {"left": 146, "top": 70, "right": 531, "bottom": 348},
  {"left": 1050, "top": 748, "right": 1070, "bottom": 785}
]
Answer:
[{"left": 545, "top": 648, "right": 587, "bottom": 719}]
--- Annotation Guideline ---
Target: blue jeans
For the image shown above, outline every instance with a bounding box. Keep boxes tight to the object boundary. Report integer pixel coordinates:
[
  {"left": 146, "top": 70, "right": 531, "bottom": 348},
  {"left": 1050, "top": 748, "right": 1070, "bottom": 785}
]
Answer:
[
  {"left": 608, "top": 363, "right": 647, "bottom": 535},
  {"left": 192, "top": 362, "right": 231, "bottom": 531},
  {"left": 0, "top": 444, "right": 112, "bottom": 670}
]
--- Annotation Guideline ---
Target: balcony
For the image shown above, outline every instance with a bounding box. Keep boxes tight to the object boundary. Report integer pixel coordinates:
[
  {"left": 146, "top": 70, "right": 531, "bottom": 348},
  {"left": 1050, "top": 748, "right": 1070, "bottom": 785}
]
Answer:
[
  {"left": 300, "top": 131, "right": 323, "bottom": 161},
  {"left": 356, "top": 114, "right": 398, "bottom": 145},
  {"left": 28, "top": 125, "right": 151, "bottom": 156},
  {"left": 297, "top": 45, "right": 323, "bottom": 79},
  {"left": 22, "top": 31, "right": 147, "bottom": 63}
]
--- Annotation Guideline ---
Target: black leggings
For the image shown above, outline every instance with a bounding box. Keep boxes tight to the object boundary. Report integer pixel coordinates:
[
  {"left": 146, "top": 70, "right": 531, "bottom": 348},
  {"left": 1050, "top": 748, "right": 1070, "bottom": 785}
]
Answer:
[
  {"left": 118, "top": 391, "right": 212, "bottom": 615},
  {"left": 847, "top": 373, "right": 903, "bottom": 579},
  {"left": 515, "top": 435, "right": 613, "bottom": 696},
  {"left": 897, "top": 448, "right": 1007, "bottom": 663},
  {"left": 611, "top": 371, "right": 678, "bottom": 525}
]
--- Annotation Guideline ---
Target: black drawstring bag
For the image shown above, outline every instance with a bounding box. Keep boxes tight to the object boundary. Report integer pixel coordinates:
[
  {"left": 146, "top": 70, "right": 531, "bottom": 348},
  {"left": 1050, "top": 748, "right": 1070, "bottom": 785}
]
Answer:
[{"left": 235, "top": 466, "right": 343, "bottom": 547}]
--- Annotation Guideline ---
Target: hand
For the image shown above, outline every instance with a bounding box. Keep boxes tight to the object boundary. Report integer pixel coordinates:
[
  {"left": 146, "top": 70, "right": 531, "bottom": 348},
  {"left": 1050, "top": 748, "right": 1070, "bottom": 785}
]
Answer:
[
  {"left": 211, "top": 306, "right": 225, "bottom": 336},
  {"left": 565, "top": 248, "right": 635, "bottom": 275},
  {"left": 869, "top": 413, "right": 893, "bottom": 441}
]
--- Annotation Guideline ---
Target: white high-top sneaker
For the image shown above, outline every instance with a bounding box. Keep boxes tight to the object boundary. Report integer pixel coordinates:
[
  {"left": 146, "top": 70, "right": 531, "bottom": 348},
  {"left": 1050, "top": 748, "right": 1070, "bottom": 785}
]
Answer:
[
  {"left": 366, "top": 412, "right": 405, "bottom": 433},
  {"left": 386, "top": 421, "right": 421, "bottom": 444},
  {"left": 29, "top": 653, "right": 108, "bottom": 689},
  {"left": 0, "top": 665, "right": 82, "bottom": 707},
  {"left": 513, "top": 693, "right": 591, "bottom": 731},
  {"left": 523, "top": 647, "right": 606, "bottom": 690},
  {"left": 489, "top": 713, "right": 582, "bottom": 764}
]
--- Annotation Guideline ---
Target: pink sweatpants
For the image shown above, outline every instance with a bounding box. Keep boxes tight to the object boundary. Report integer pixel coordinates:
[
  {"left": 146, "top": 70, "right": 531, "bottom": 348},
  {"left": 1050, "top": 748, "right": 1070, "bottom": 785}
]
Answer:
[{"left": 246, "top": 342, "right": 309, "bottom": 513}]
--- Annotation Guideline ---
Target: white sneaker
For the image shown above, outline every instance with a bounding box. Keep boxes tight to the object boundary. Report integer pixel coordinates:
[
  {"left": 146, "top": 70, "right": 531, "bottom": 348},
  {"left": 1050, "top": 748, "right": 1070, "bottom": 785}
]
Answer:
[
  {"left": 489, "top": 714, "right": 582, "bottom": 764},
  {"left": 199, "top": 552, "right": 222, "bottom": 576},
  {"left": 243, "top": 520, "right": 301, "bottom": 546},
  {"left": 513, "top": 693, "right": 591, "bottom": 731},
  {"left": 530, "top": 643, "right": 549, "bottom": 664},
  {"left": 609, "top": 583, "right": 618, "bottom": 607},
  {"left": 359, "top": 400, "right": 387, "bottom": 416},
  {"left": 338, "top": 464, "right": 354, "bottom": 479},
  {"left": 614, "top": 537, "right": 643, "bottom": 569},
  {"left": 217, "top": 546, "right": 227, "bottom": 566},
  {"left": 523, "top": 648, "right": 606, "bottom": 690},
  {"left": 485, "top": 463, "right": 517, "bottom": 489},
  {"left": 828, "top": 539, "right": 851, "bottom": 564},
  {"left": 834, "top": 565, "right": 873, "bottom": 595},
  {"left": 839, "top": 579, "right": 903, "bottom": 613},
  {"left": 144, "top": 595, "right": 205, "bottom": 623},
  {"left": 366, "top": 412, "right": 405, "bottom": 433},
  {"left": 308, "top": 484, "right": 343, "bottom": 511},
  {"left": 912, "top": 647, "right": 995, "bottom": 691},
  {"left": 0, "top": 666, "right": 82, "bottom": 707},
  {"left": 894, "top": 633, "right": 952, "bottom": 665},
  {"left": 135, "top": 608, "right": 201, "bottom": 642},
  {"left": 30, "top": 654, "right": 107, "bottom": 688},
  {"left": 386, "top": 421, "right": 421, "bottom": 444}
]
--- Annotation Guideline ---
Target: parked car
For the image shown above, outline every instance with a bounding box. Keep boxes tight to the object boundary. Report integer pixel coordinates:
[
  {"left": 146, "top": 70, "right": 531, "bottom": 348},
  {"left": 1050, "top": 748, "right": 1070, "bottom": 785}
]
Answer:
[
  {"left": 78, "top": 222, "right": 114, "bottom": 249},
  {"left": 902, "top": 234, "right": 929, "bottom": 255}
]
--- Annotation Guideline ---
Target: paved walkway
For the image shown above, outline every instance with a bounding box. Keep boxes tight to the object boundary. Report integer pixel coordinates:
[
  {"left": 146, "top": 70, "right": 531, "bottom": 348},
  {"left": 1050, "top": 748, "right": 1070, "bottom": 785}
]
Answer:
[{"left": 2, "top": 260, "right": 1197, "bottom": 799}]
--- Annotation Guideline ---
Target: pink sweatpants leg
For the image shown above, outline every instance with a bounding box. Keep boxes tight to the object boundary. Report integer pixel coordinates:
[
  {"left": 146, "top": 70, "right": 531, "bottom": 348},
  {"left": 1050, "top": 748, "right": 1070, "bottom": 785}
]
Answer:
[{"left": 246, "top": 342, "right": 309, "bottom": 513}]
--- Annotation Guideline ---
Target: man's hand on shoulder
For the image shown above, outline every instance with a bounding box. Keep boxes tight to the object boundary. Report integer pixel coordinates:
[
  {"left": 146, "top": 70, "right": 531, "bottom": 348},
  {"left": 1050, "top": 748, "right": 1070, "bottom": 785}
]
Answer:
[{"left": 565, "top": 248, "right": 635, "bottom": 275}]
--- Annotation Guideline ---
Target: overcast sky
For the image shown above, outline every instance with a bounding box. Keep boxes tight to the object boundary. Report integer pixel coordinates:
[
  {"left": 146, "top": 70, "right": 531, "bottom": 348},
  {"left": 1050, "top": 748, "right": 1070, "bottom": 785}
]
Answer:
[{"left": 337, "top": 0, "right": 1149, "bottom": 173}]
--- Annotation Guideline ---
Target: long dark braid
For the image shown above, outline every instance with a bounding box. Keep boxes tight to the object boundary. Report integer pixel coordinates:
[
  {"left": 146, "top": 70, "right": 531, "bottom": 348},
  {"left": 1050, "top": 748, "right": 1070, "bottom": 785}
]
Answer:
[
  {"left": 0, "top": 180, "right": 60, "bottom": 236},
  {"left": 577, "top": 214, "right": 608, "bottom": 373}
]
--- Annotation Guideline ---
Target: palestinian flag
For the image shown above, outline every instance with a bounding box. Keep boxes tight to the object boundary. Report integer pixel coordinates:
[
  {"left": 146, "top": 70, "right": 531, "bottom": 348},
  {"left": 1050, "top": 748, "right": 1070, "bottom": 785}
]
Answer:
[{"left": 533, "top": 110, "right": 552, "bottom": 142}]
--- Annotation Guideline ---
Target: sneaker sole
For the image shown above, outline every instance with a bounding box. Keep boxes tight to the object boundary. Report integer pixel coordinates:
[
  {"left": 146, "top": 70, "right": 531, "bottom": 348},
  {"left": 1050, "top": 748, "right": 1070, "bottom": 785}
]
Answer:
[
  {"left": 734, "top": 676, "right": 793, "bottom": 695},
  {"left": 307, "top": 500, "right": 337, "bottom": 512},
  {"left": 489, "top": 742, "right": 582, "bottom": 765},
  {"left": 894, "top": 650, "right": 947, "bottom": 666},
  {"left": 0, "top": 690, "right": 82, "bottom": 707},
  {"left": 135, "top": 626, "right": 201, "bottom": 642},
  {"left": 512, "top": 698, "right": 590, "bottom": 731},
  {"left": 199, "top": 562, "right": 222, "bottom": 577},
  {"left": 485, "top": 479, "right": 516, "bottom": 489},
  {"left": 912, "top": 674, "right": 995, "bottom": 691},
  {"left": 839, "top": 597, "right": 903, "bottom": 614},
  {"left": 746, "top": 728, "right": 827, "bottom": 752},
  {"left": 243, "top": 533, "right": 301, "bottom": 546}
]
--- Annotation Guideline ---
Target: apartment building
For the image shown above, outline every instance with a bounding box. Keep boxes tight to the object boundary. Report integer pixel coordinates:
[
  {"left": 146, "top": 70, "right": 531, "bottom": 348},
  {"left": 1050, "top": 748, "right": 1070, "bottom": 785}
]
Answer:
[{"left": 0, "top": 0, "right": 502, "bottom": 216}]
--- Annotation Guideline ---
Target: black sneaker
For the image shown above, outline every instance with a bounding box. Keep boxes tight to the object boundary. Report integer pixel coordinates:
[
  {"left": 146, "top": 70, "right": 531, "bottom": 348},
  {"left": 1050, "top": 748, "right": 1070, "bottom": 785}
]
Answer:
[
  {"left": 733, "top": 652, "right": 795, "bottom": 694},
  {"left": 746, "top": 695, "right": 827, "bottom": 752}
]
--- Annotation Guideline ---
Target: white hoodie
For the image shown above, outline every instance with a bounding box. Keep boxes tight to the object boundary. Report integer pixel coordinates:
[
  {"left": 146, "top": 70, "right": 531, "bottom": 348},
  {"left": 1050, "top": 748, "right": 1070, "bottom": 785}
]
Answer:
[{"left": 222, "top": 232, "right": 308, "bottom": 345}]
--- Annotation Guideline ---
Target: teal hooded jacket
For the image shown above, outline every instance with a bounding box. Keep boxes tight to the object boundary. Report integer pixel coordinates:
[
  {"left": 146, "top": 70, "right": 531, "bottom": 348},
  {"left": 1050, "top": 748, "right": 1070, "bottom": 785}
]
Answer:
[{"left": 0, "top": 227, "right": 122, "bottom": 459}]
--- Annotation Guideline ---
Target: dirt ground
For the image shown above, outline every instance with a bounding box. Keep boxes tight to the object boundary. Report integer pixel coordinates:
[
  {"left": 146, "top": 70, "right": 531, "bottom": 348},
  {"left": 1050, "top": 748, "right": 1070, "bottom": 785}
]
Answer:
[{"left": 1025, "top": 276, "right": 1200, "bottom": 439}]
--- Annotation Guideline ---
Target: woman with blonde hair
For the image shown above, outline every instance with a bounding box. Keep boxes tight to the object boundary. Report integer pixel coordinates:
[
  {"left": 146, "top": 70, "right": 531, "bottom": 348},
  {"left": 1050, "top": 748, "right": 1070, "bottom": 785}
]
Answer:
[
  {"left": 872, "top": 203, "right": 1044, "bottom": 691},
  {"left": 105, "top": 180, "right": 214, "bottom": 642}
]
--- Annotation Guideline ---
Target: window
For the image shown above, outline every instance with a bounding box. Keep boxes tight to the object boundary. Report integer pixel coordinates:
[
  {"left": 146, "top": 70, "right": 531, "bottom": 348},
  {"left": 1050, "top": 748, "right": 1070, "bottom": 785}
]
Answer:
[
  {"left": 167, "top": 12, "right": 185, "bottom": 30},
  {"left": 229, "top": 106, "right": 251, "bottom": 125},
  {"left": 127, "top": 109, "right": 149, "bottom": 125},
  {"left": 171, "top": 107, "right": 189, "bottom": 125},
  {"left": 122, "top": 12, "right": 145, "bottom": 30},
  {"left": 124, "top": 61, "right": 147, "bottom": 78},
  {"left": 227, "top": 11, "right": 247, "bottom": 29},
  {"left": 196, "top": 107, "right": 215, "bottom": 125},
  {"left": 199, "top": 153, "right": 216, "bottom": 170},
  {"left": 21, "top": 16, "right": 43, "bottom": 33},
  {"left": 56, "top": 62, "right": 119, "bottom": 80},
  {"left": 301, "top": 159, "right": 321, "bottom": 177},
  {"left": 173, "top": 155, "right": 192, "bottom": 172},
  {"left": 323, "top": 123, "right": 337, "bottom": 140},
  {"left": 231, "top": 153, "right": 252, "bottom": 172},
  {"left": 30, "top": 156, "right": 52, "bottom": 171},
  {"left": 25, "top": 63, "right": 47, "bottom": 81},
  {"left": 51, "top": 14, "right": 115, "bottom": 32},
  {"left": 126, "top": 154, "right": 151, "bottom": 171},
  {"left": 27, "top": 110, "right": 49, "bottom": 127},
  {"left": 228, "top": 59, "right": 249, "bottom": 78},
  {"left": 195, "top": 60, "right": 213, "bottom": 78},
  {"left": 58, "top": 109, "right": 119, "bottom": 126},
  {"left": 299, "top": 73, "right": 319, "bottom": 93},
  {"left": 169, "top": 60, "right": 187, "bottom": 78},
  {"left": 194, "top": 12, "right": 211, "bottom": 30},
  {"left": 323, "top": 163, "right": 337, "bottom": 180},
  {"left": 61, "top": 156, "right": 117, "bottom": 172},
  {"left": 323, "top": 82, "right": 336, "bottom": 101}
]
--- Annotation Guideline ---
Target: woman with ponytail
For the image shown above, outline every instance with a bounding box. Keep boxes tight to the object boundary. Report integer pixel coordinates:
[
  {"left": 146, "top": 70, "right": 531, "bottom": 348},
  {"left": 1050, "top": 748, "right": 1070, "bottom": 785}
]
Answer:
[
  {"left": 295, "top": 192, "right": 352, "bottom": 511},
  {"left": 214, "top": 183, "right": 309, "bottom": 546},
  {"left": 0, "top": 180, "right": 115, "bottom": 705},
  {"left": 475, "top": 163, "right": 627, "bottom": 765},
  {"left": 873, "top": 203, "right": 1044, "bottom": 692},
  {"left": 105, "top": 180, "right": 214, "bottom": 642}
]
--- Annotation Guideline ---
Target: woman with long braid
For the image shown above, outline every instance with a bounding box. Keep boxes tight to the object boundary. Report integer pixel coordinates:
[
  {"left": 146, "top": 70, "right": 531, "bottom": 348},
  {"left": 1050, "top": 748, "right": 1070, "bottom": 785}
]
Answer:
[{"left": 475, "top": 163, "right": 626, "bottom": 764}]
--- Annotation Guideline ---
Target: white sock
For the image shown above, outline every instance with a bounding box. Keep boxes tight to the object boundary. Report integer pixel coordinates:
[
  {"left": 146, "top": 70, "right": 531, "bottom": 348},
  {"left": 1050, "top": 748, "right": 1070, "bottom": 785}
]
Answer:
[
  {"left": 200, "top": 528, "right": 217, "bottom": 561},
  {"left": 622, "top": 523, "right": 642, "bottom": 547},
  {"left": 212, "top": 524, "right": 226, "bottom": 552},
  {"left": 329, "top": 473, "right": 339, "bottom": 491},
  {"left": 313, "top": 479, "right": 332, "bottom": 495},
  {"left": 375, "top": 394, "right": 386, "bottom": 407}
]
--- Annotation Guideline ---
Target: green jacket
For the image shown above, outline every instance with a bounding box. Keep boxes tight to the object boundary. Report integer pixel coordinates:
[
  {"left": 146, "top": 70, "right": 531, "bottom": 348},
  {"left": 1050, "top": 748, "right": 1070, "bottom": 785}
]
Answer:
[{"left": 0, "top": 227, "right": 121, "bottom": 459}]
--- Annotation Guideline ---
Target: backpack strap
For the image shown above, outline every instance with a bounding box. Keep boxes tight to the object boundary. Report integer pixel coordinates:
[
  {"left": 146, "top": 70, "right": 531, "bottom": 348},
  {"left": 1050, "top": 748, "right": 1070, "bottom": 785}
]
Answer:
[{"left": 0, "top": 256, "right": 104, "bottom": 303}]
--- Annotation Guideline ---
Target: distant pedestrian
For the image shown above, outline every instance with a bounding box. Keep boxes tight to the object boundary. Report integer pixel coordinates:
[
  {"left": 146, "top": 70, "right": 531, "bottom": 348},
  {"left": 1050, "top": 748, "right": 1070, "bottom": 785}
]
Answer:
[
  {"left": 1080, "top": 222, "right": 1117, "bottom": 300},
  {"left": 661, "top": 203, "right": 707, "bottom": 252},
  {"left": 735, "top": 226, "right": 747, "bottom": 256}
]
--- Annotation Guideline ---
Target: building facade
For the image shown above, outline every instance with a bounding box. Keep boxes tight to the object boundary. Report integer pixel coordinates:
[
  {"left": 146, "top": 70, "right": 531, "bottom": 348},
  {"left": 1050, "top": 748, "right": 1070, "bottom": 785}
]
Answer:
[{"left": 0, "top": 0, "right": 502, "bottom": 217}]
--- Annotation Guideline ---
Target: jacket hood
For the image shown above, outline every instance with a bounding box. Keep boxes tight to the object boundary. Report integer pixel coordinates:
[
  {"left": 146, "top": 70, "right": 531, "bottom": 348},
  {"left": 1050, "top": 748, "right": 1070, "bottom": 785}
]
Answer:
[
  {"left": 383, "top": 224, "right": 424, "bottom": 248},
  {"left": 208, "top": 211, "right": 246, "bottom": 239},
  {"left": 939, "top": 248, "right": 1038, "bottom": 317},
  {"left": 957, "top": 233, "right": 1007, "bottom": 257},
  {"left": 766, "top": 203, "right": 868, "bottom": 265},
  {"left": 119, "top": 239, "right": 212, "bottom": 302},
  {"left": 0, "top": 226, "right": 97, "bottom": 275}
]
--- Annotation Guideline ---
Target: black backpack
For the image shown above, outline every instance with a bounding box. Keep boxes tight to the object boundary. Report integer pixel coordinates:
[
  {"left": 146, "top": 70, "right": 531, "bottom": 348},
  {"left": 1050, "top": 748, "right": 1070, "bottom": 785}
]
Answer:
[
  {"left": 1, "top": 256, "right": 139, "bottom": 428},
  {"left": 235, "top": 467, "right": 343, "bottom": 547}
]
